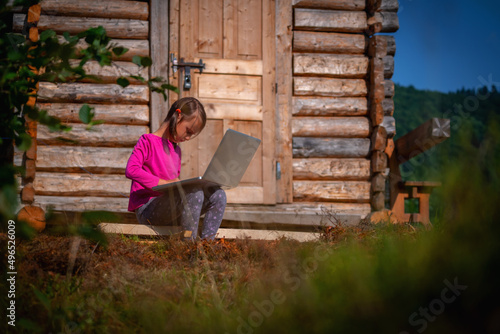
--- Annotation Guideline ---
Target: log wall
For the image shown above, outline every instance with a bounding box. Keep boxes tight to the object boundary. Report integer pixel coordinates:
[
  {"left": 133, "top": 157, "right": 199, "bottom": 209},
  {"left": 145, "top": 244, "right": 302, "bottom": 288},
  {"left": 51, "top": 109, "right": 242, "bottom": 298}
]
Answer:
[
  {"left": 13, "top": 0, "right": 150, "bottom": 214},
  {"left": 13, "top": 0, "right": 399, "bottom": 221},
  {"left": 289, "top": 0, "right": 398, "bottom": 216}
]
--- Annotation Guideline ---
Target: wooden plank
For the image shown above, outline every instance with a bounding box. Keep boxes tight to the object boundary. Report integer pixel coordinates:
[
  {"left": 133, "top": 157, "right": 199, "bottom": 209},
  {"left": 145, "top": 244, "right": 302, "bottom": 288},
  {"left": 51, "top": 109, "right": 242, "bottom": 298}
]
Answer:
[
  {"left": 293, "top": 31, "right": 366, "bottom": 54},
  {"left": 216, "top": 228, "right": 321, "bottom": 242},
  {"left": 196, "top": 121, "right": 224, "bottom": 178},
  {"left": 292, "top": 158, "right": 370, "bottom": 180},
  {"left": 367, "top": 0, "right": 399, "bottom": 13},
  {"left": 382, "top": 116, "right": 396, "bottom": 138},
  {"left": 225, "top": 187, "right": 264, "bottom": 204},
  {"left": 35, "top": 197, "right": 367, "bottom": 226},
  {"left": 292, "top": 0, "right": 365, "bottom": 11},
  {"left": 195, "top": 0, "right": 223, "bottom": 58},
  {"left": 202, "top": 59, "right": 263, "bottom": 75},
  {"left": 33, "top": 146, "right": 131, "bottom": 173},
  {"left": 39, "top": 0, "right": 149, "bottom": 20},
  {"left": 292, "top": 116, "right": 370, "bottom": 137},
  {"left": 384, "top": 80, "right": 395, "bottom": 97},
  {"left": 150, "top": 0, "right": 170, "bottom": 132},
  {"left": 371, "top": 191, "right": 385, "bottom": 211},
  {"left": 38, "top": 123, "right": 148, "bottom": 147},
  {"left": 198, "top": 74, "right": 262, "bottom": 103},
  {"left": 294, "top": 9, "right": 367, "bottom": 33},
  {"left": 64, "top": 37, "right": 149, "bottom": 61},
  {"left": 371, "top": 125, "right": 387, "bottom": 151},
  {"left": 276, "top": 0, "right": 294, "bottom": 203},
  {"left": 384, "top": 55, "right": 394, "bottom": 79},
  {"left": 36, "top": 195, "right": 130, "bottom": 213},
  {"left": 371, "top": 151, "right": 387, "bottom": 173},
  {"left": 98, "top": 223, "right": 180, "bottom": 236},
  {"left": 379, "top": 0, "right": 399, "bottom": 12},
  {"left": 368, "top": 34, "right": 388, "bottom": 58},
  {"left": 294, "top": 77, "right": 367, "bottom": 97},
  {"left": 34, "top": 172, "right": 131, "bottom": 197},
  {"left": 167, "top": 0, "right": 180, "bottom": 104},
  {"left": 371, "top": 172, "right": 386, "bottom": 192},
  {"left": 404, "top": 181, "right": 442, "bottom": 188},
  {"left": 259, "top": 0, "right": 276, "bottom": 204},
  {"left": 236, "top": 0, "right": 262, "bottom": 59},
  {"left": 97, "top": 223, "right": 321, "bottom": 241},
  {"left": 203, "top": 103, "right": 263, "bottom": 121},
  {"left": 367, "top": 12, "right": 399, "bottom": 33},
  {"left": 293, "top": 97, "right": 367, "bottom": 116},
  {"left": 13, "top": 14, "right": 148, "bottom": 39},
  {"left": 293, "top": 54, "right": 368, "bottom": 78},
  {"left": 229, "top": 121, "right": 263, "bottom": 186},
  {"left": 224, "top": 204, "right": 364, "bottom": 226},
  {"left": 37, "top": 103, "right": 149, "bottom": 125},
  {"left": 292, "top": 137, "right": 371, "bottom": 158},
  {"left": 74, "top": 60, "right": 149, "bottom": 83},
  {"left": 21, "top": 3, "right": 41, "bottom": 204},
  {"left": 368, "top": 57, "right": 385, "bottom": 126},
  {"left": 229, "top": 204, "right": 370, "bottom": 221},
  {"left": 383, "top": 98, "right": 394, "bottom": 116},
  {"left": 384, "top": 35, "right": 396, "bottom": 56},
  {"left": 37, "top": 82, "right": 149, "bottom": 104},
  {"left": 293, "top": 180, "right": 371, "bottom": 202},
  {"left": 395, "top": 118, "right": 451, "bottom": 161}
]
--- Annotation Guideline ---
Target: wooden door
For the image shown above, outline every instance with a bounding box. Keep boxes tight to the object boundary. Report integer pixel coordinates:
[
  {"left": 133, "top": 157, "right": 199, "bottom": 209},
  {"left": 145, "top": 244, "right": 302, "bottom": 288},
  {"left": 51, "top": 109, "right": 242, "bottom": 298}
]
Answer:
[{"left": 170, "top": 0, "right": 276, "bottom": 204}]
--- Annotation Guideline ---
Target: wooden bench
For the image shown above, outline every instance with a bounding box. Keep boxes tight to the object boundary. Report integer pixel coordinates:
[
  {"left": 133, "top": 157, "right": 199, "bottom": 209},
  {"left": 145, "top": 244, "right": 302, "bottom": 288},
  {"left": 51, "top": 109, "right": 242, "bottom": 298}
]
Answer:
[
  {"left": 388, "top": 118, "right": 450, "bottom": 225},
  {"left": 392, "top": 181, "right": 441, "bottom": 225}
]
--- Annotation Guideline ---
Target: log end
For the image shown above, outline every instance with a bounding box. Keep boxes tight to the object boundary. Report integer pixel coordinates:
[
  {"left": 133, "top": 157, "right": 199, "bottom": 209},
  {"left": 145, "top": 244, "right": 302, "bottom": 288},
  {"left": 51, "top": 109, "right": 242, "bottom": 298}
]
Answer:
[
  {"left": 365, "top": 209, "right": 398, "bottom": 224},
  {"left": 17, "top": 205, "right": 46, "bottom": 232}
]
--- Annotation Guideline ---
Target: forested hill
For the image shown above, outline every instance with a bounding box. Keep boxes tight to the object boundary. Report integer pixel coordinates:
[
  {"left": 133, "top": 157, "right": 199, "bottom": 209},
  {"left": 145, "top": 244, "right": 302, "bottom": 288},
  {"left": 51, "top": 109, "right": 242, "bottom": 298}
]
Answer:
[{"left": 393, "top": 84, "right": 500, "bottom": 180}]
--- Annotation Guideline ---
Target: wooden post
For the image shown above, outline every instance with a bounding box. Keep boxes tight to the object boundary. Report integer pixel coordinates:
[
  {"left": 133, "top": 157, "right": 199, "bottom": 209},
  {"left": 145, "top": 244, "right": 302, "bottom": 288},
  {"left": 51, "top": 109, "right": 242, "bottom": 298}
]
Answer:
[
  {"left": 19, "top": 4, "right": 46, "bottom": 231},
  {"left": 365, "top": 1, "right": 399, "bottom": 215},
  {"left": 22, "top": 4, "right": 41, "bottom": 204},
  {"left": 276, "top": 0, "right": 293, "bottom": 203},
  {"left": 368, "top": 35, "right": 388, "bottom": 212},
  {"left": 150, "top": 0, "right": 169, "bottom": 132}
]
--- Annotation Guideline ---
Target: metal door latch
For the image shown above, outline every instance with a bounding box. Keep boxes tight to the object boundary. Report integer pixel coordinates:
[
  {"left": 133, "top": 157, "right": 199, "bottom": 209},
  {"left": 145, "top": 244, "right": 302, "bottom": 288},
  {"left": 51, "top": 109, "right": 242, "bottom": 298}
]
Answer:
[{"left": 171, "top": 54, "right": 206, "bottom": 90}]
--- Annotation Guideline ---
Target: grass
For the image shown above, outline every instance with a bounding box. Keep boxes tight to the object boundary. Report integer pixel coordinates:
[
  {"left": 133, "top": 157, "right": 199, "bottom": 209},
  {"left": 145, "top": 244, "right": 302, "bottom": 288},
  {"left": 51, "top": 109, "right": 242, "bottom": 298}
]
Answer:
[{"left": 3, "top": 122, "right": 500, "bottom": 334}]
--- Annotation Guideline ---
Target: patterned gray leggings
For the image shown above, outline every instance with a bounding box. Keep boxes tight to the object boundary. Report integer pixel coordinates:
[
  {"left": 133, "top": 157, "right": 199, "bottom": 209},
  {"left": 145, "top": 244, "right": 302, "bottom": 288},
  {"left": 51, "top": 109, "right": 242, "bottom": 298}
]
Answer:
[{"left": 135, "top": 185, "right": 226, "bottom": 240}]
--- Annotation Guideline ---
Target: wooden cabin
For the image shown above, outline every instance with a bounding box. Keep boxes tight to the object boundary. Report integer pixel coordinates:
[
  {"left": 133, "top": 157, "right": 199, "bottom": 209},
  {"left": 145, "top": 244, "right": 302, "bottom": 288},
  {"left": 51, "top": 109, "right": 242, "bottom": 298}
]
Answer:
[{"left": 14, "top": 0, "right": 402, "bottom": 239}]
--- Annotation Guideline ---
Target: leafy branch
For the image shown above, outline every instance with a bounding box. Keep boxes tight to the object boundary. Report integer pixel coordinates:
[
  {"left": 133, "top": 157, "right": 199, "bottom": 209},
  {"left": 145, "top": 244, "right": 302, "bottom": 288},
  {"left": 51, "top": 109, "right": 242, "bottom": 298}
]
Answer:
[{"left": 0, "top": 1, "right": 178, "bottom": 223}]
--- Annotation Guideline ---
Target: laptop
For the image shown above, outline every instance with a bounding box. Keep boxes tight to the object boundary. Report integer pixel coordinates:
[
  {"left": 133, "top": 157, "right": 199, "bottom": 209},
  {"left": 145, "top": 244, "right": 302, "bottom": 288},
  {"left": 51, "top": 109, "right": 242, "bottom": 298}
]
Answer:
[{"left": 152, "top": 129, "right": 261, "bottom": 192}]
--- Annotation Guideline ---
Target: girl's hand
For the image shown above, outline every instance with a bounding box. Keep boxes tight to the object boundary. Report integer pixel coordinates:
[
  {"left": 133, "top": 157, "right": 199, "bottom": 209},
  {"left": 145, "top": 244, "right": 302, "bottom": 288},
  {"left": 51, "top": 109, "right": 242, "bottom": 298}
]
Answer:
[{"left": 157, "top": 178, "right": 180, "bottom": 186}]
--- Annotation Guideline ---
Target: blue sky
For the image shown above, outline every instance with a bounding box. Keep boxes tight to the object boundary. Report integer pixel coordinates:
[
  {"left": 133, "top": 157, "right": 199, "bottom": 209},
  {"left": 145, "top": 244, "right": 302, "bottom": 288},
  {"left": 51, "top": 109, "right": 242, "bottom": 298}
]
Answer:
[{"left": 392, "top": 0, "right": 500, "bottom": 93}]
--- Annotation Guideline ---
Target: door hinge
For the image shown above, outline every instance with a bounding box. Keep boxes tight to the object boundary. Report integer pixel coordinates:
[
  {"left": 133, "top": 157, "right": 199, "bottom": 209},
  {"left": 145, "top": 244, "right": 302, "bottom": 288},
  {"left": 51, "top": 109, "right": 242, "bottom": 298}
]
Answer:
[
  {"left": 275, "top": 83, "right": 278, "bottom": 94},
  {"left": 276, "top": 161, "right": 281, "bottom": 180}
]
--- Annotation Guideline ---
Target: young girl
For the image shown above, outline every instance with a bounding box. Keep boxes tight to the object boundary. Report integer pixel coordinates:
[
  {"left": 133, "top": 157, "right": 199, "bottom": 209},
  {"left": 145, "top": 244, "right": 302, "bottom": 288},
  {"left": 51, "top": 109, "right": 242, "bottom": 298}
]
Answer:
[{"left": 125, "top": 97, "right": 226, "bottom": 240}]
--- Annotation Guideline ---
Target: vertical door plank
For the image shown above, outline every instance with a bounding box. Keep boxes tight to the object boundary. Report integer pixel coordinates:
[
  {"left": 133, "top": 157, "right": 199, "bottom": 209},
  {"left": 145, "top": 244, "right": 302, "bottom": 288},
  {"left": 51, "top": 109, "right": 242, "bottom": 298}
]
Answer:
[
  {"left": 276, "top": 0, "right": 293, "bottom": 203},
  {"left": 262, "top": 0, "right": 276, "bottom": 203},
  {"left": 197, "top": 0, "right": 223, "bottom": 57},
  {"left": 237, "top": 0, "right": 262, "bottom": 59},
  {"left": 197, "top": 120, "right": 224, "bottom": 172},
  {"left": 150, "top": 0, "right": 170, "bottom": 131}
]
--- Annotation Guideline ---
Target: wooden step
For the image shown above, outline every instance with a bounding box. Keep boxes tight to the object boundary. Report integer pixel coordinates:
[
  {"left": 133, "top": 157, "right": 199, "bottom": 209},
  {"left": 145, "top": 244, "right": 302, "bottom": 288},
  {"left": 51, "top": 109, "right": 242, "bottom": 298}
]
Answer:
[{"left": 97, "top": 223, "right": 322, "bottom": 242}]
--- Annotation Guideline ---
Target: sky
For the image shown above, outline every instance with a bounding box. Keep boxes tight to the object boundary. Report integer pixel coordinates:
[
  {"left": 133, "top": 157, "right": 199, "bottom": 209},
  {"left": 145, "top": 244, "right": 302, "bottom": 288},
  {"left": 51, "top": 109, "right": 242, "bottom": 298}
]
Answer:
[{"left": 392, "top": 0, "right": 500, "bottom": 93}]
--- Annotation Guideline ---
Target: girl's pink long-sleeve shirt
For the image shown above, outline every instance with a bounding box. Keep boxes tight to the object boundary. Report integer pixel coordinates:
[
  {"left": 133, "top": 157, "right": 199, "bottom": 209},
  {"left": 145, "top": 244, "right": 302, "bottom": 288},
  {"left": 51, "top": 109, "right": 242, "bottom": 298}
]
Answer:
[{"left": 125, "top": 133, "right": 181, "bottom": 211}]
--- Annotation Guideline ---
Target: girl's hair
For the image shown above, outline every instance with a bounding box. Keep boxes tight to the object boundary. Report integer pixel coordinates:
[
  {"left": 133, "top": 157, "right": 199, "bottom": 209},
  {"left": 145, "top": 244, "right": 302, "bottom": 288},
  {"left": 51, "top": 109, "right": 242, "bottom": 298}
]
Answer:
[{"left": 164, "top": 97, "right": 207, "bottom": 140}]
